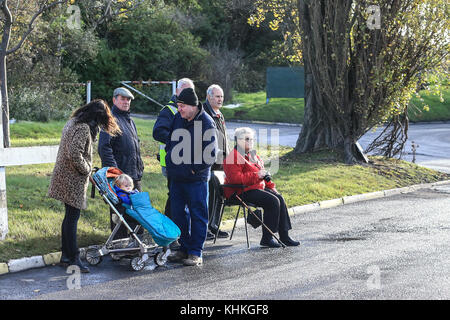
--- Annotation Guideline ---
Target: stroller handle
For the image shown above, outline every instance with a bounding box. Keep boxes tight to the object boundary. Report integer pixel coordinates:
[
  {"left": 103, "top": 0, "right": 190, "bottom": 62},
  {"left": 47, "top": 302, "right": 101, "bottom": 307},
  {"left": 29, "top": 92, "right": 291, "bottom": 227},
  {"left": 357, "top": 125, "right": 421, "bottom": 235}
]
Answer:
[{"left": 89, "top": 167, "right": 100, "bottom": 198}]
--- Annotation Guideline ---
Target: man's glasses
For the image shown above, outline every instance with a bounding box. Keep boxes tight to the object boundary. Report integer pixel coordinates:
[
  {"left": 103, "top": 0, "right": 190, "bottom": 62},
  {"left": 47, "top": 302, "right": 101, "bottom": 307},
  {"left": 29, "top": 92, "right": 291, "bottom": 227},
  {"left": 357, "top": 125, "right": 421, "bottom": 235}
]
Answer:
[{"left": 238, "top": 137, "right": 254, "bottom": 142}]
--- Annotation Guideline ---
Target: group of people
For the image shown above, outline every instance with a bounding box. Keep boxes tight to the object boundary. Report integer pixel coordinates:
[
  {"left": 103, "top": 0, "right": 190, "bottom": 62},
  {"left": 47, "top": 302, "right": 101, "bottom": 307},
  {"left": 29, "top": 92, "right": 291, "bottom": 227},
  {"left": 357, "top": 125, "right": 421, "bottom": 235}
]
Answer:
[{"left": 47, "top": 78, "right": 298, "bottom": 272}]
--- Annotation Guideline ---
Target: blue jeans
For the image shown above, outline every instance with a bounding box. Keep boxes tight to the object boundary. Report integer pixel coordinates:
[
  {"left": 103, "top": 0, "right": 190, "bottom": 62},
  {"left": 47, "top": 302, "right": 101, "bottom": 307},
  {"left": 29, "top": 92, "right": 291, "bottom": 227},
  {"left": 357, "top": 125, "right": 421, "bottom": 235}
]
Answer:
[{"left": 170, "top": 180, "right": 209, "bottom": 257}]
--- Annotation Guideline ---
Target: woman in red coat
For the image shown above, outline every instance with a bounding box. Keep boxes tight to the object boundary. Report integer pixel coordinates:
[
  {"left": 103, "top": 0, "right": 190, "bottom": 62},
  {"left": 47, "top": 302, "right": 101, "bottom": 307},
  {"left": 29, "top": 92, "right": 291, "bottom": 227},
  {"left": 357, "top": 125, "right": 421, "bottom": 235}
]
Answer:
[{"left": 223, "top": 127, "right": 299, "bottom": 248}]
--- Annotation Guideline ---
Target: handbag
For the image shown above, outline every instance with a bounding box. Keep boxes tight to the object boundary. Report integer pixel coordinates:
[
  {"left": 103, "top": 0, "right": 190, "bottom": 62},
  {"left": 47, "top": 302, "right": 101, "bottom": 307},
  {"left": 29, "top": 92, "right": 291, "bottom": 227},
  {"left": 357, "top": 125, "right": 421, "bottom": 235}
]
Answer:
[{"left": 246, "top": 208, "right": 263, "bottom": 229}]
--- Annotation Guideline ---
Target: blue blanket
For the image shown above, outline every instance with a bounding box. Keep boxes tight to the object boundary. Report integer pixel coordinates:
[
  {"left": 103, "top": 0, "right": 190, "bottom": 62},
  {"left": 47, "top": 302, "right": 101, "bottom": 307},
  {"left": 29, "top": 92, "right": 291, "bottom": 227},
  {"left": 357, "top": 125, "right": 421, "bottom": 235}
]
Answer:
[{"left": 123, "top": 192, "right": 180, "bottom": 247}]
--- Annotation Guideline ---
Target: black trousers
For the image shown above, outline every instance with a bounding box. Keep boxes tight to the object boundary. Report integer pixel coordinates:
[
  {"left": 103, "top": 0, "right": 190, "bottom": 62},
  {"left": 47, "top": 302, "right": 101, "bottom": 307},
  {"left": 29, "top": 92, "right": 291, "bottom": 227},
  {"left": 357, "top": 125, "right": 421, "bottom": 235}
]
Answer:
[
  {"left": 208, "top": 173, "right": 221, "bottom": 230},
  {"left": 240, "top": 188, "right": 292, "bottom": 239},
  {"left": 110, "top": 179, "right": 143, "bottom": 240},
  {"left": 61, "top": 203, "right": 81, "bottom": 260}
]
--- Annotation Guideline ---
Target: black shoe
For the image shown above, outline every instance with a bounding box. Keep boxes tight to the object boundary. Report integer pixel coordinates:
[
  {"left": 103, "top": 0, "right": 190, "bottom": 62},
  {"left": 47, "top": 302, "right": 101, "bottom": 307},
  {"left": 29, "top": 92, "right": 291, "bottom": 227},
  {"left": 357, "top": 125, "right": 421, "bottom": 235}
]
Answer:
[
  {"left": 209, "top": 228, "right": 229, "bottom": 239},
  {"left": 169, "top": 240, "right": 181, "bottom": 250},
  {"left": 59, "top": 253, "right": 70, "bottom": 267},
  {"left": 167, "top": 250, "right": 188, "bottom": 263},
  {"left": 280, "top": 236, "right": 300, "bottom": 247},
  {"left": 69, "top": 256, "right": 90, "bottom": 273},
  {"left": 206, "top": 231, "right": 215, "bottom": 241},
  {"left": 260, "top": 237, "right": 282, "bottom": 248}
]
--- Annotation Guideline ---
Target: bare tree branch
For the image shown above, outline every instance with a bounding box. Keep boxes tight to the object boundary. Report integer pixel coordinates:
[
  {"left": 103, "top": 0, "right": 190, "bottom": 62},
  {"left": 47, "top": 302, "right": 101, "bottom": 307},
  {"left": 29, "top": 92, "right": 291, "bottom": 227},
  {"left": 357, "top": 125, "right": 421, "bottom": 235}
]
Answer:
[
  {"left": 92, "top": 0, "right": 146, "bottom": 30},
  {"left": 6, "top": 0, "right": 68, "bottom": 55}
]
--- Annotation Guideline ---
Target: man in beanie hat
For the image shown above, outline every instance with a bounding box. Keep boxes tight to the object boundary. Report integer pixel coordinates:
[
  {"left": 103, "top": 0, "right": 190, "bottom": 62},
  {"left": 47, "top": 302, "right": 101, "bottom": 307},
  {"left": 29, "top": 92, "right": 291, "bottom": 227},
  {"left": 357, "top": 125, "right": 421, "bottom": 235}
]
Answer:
[
  {"left": 165, "top": 87, "right": 217, "bottom": 266},
  {"left": 153, "top": 79, "right": 194, "bottom": 251},
  {"left": 153, "top": 78, "right": 194, "bottom": 224}
]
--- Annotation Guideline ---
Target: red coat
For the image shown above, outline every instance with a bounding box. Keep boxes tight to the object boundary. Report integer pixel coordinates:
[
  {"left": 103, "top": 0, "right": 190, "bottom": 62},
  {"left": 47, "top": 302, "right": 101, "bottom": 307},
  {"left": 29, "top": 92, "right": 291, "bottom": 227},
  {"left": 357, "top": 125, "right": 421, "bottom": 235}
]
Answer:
[{"left": 223, "top": 147, "right": 275, "bottom": 198}]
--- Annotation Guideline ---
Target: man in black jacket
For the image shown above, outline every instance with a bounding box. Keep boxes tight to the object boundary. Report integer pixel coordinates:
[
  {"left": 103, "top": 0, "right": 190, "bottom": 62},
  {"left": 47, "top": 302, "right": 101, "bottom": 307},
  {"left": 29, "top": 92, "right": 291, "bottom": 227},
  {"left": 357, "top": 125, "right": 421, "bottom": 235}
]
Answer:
[
  {"left": 98, "top": 87, "right": 144, "bottom": 238},
  {"left": 165, "top": 87, "right": 217, "bottom": 266},
  {"left": 203, "top": 84, "right": 230, "bottom": 240}
]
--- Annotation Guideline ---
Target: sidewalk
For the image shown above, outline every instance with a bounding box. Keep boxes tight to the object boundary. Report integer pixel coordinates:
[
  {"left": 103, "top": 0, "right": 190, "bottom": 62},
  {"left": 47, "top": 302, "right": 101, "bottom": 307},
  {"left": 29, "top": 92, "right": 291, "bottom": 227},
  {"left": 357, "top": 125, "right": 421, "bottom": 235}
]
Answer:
[{"left": 2, "top": 179, "right": 449, "bottom": 276}]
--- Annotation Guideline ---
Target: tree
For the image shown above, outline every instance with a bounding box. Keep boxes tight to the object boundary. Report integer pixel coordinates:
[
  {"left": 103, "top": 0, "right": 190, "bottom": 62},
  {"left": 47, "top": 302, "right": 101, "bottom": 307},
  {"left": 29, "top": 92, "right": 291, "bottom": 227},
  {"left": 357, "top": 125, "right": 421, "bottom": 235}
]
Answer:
[
  {"left": 190, "top": 0, "right": 285, "bottom": 94},
  {"left": 0, "top": 0, "right": 68, "bottom": 147},
  {"left": 250, "top": 0, "right": 449, "bottom": 163},
  {"left": 6, "top": 4, "right": 101, "bottom": 122},
  {"left": 0, "top": 0, "right": 145, "bottom": 147},
  {"left": 76, "top": 4, "right": 209, "bottom": 111}
]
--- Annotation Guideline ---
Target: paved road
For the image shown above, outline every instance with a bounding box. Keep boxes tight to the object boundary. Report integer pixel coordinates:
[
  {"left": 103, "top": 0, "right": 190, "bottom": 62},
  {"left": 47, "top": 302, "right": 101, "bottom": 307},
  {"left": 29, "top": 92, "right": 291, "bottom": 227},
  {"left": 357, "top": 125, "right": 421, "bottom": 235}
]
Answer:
[
  {"left": 132, "top": 114, "right": 450, "bottom": 173},
  {"left": 225, "top": 121, "right": 450, "bottom": 173},
  {"left": 1, "top": 184, "right": 449, "bottom": 301}
]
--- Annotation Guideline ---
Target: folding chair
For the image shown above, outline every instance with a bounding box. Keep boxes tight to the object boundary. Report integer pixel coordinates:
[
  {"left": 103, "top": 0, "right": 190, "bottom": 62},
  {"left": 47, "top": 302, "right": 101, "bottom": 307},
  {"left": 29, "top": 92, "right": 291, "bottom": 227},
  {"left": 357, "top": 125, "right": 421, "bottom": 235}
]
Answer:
[{"left": 211, "top": 171, "right": 285, "bottom": 248}]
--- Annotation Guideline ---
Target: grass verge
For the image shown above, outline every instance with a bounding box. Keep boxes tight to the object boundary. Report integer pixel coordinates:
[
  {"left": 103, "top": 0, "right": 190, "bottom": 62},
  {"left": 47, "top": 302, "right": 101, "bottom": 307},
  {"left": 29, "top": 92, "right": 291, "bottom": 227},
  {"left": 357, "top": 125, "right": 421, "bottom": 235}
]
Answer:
[
  {"left": 222, "top": 92, "right": 305, "bottom": 124},
  {"left": 0, "top": 118, "right": 449, "bottom": 262},
  {"left": 223, "top": 88, "right": 450, "bottom": 124},
  {"left": 408, "top": 87, "right": 450, "bottom": 122}
]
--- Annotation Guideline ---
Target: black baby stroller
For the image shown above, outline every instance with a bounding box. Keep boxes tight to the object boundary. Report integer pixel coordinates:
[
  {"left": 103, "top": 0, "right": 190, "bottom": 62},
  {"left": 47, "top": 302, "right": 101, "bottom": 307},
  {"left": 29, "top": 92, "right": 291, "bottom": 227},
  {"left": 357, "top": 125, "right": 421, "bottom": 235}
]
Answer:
[{"left": 86, "top": 167, "right": 179, "bottom": 271}]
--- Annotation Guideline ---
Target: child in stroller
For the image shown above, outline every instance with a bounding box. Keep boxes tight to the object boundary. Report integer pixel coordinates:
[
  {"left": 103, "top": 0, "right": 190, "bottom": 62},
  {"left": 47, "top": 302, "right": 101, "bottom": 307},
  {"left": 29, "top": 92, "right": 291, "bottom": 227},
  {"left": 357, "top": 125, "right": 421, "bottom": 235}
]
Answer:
[
  {"left": 86, "top": 167, "right": 180, "bottom": 271},
  {"left": 113, "top": 173, "right": 138, "bottom": 205}
]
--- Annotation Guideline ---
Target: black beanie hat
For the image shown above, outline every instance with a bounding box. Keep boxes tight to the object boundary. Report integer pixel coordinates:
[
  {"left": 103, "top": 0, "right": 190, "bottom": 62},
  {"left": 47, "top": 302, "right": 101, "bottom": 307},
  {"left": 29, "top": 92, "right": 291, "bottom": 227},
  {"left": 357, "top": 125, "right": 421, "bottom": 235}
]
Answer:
[{"left": 177, "top": 87, "right": 199, "bottom": 107}]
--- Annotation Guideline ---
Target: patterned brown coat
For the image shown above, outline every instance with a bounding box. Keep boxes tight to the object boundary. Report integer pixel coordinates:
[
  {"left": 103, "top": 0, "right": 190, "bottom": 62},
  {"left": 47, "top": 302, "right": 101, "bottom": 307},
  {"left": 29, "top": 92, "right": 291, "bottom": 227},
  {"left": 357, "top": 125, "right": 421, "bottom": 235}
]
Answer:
[{"left": 48, "top": 118, "right": 93, "bottom": 210}]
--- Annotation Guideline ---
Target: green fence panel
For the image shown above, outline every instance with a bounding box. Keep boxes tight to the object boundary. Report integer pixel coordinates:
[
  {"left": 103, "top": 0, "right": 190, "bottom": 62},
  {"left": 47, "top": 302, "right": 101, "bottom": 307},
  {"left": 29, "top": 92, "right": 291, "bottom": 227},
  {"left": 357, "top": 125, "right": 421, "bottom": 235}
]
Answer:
[{"left": 266, "top": 67, "right": 305, "bottom": 100}]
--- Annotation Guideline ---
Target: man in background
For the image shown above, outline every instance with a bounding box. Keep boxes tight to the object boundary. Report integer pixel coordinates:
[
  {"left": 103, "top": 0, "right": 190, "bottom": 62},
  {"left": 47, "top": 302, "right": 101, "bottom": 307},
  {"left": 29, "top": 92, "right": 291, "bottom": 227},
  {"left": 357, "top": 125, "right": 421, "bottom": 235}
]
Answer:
[
  {"left": 98, "top": 87, "right": 144, "bottom": 239},
  {"left": 203, "top": 84, "right": 230, "bottom": 240}
]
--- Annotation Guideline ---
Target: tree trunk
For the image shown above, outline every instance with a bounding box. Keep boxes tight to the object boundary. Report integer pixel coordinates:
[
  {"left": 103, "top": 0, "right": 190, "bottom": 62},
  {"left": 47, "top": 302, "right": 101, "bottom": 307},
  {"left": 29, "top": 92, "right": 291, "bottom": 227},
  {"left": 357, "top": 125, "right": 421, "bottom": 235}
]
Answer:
[
  {"left": 294, "top": 65, "right": 345, "bottom": 152},
  {"left": 294, "top": 0, "right": 360, "bottom": 164},
  {"left": 0, "top": 0, "right": 12, "bottom": 148},
  {"left": 265, "top": 0, "right": 446, "bottom": 164},
  {"left": 0, "top": 53, "right": 9, "bottom": 148}
]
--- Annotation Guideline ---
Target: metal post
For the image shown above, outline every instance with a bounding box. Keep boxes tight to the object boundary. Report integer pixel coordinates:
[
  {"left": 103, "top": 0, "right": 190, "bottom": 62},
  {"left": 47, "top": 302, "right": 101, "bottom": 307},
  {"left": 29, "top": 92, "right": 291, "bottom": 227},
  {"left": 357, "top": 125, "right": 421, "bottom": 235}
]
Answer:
[
  {"left": 172, "top": 80, "right": 177, "bottom": 96},
  {"left": 86, "top": 81, "right": 91, "bottom": 103},
  {"left": 412, "top": 141, "right": 419, "bottom": 163}
]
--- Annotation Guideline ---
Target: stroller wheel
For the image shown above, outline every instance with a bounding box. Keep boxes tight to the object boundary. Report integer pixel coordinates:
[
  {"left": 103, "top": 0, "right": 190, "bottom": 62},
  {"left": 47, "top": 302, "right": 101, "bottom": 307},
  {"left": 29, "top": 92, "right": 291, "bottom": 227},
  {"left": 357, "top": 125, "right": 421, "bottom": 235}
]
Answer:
[
  {"left": 154, "top": 251, "right": 168, "bottom": 267},
  {"left": 130, "top": 257, "right": 145, "bottom": 271},
  {"left": 86, "top": 248, "right": 103, "bottom": 266}
]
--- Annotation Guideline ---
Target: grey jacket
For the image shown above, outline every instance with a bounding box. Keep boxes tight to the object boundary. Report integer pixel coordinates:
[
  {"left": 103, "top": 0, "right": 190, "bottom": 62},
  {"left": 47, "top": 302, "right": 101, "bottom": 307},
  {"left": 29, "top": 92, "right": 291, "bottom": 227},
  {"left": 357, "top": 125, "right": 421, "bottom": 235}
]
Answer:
[{"left": 203, "top": 100, "right": 229, "bottom": 170}]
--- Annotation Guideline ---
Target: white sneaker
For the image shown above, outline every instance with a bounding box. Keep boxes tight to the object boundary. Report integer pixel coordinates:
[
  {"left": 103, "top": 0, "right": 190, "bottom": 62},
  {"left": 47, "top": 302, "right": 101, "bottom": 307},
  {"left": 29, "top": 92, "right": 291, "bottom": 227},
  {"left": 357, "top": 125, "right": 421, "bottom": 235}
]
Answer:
[{"left": 183, "top": 254, "right": 203, "bottom": 266}]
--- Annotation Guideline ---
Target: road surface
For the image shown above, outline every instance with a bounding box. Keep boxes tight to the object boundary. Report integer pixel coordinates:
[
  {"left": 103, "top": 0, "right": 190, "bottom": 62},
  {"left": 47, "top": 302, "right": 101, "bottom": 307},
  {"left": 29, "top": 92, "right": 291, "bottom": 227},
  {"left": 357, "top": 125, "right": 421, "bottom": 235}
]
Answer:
[
  {"left": 1, "top": 184, "right": 449, "bottom": 301},
  {"left": 225, "top": 121, "right": 450, "bottom": 173},
  {"left": 132, "top": 113, "right": 450, "bottom": 173}
]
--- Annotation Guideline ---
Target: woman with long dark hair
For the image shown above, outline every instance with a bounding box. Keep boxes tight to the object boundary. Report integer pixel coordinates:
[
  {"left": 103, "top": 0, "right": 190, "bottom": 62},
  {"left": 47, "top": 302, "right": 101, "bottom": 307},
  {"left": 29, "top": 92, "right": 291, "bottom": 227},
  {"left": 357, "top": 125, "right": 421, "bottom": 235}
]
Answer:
[{"left": 48, "top": 99, "right": 121, "bottom": 272}]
